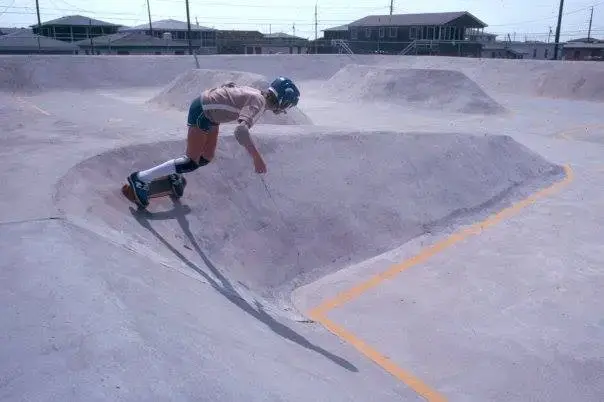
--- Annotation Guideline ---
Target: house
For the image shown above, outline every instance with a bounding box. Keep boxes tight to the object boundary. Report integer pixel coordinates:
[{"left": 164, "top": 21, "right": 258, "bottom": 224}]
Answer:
[
  {"left": 563, "top": 38, "right": 604, "bottom": 60},
  {"left": 339, "top": 11, "right": 488, "bottom": 56},
  {"left": 31, "top": 15, "right": 122, "bottom": 42},
  {"left": 322, "top": 25, "right": 348, "bottom": 41},
  {"left": 216, "top": 30, "right": 264, "bottom": 54},
  {"left": 243, "top": 32, "right": 309, "bottom": 55},
  {"left": 481, "top": 43, "right": 525, "bottom": 59},
  {"left": 74, "top": 31, "right": 192, "bottom": 55},
  {"left": 0, "top": 28, "right": 80, "bottom": 54},
  {"left": 472, "top": 32, "right": 557, "bottom": 60},
  {"left": 118, "top": 19, "right": 217, "bottom": 51},
  {"left": 0, "top": 27, "right": 21, "bottom": 36}
]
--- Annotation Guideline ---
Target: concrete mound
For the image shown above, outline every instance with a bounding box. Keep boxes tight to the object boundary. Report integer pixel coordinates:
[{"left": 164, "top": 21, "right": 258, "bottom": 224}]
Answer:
[
  {"left": 384, "top": 56, "right": 604, "bottom": 102},
  {"left": 55, "top": 131, "right": 563, "bottom": 311},
  {"left": 323, "top": 64, "right": 506, "bottom": 114},
  {"left": 148, "top": 68, "right": 313, "bottom": 125}
]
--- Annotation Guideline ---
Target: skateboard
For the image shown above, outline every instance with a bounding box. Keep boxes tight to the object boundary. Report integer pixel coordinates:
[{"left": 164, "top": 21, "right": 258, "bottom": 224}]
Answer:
[{"left": 121, "top": 174, "right": 187, "bottom": 206}]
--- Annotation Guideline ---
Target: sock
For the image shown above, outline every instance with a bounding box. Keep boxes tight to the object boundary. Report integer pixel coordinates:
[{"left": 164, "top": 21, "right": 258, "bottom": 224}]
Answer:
[{"left": 136, "top": 159, "right": 177, "bottom": 183}]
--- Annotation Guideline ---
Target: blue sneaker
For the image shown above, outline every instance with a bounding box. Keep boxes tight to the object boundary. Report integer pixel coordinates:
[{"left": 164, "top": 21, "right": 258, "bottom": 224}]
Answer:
[{"left": 127, "top": 172, "right": 150, "bottom": 207}]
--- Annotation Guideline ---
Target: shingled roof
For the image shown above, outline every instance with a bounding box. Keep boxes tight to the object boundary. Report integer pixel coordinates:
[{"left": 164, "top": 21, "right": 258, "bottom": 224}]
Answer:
[
  {"left": 0, "top": 29, "right": 79, "bottom": 51},
  {"left": 74, "top": 31, "right": 191, "bottom": 47},
  {"left": 34, "top": 15, "right": 122, "bottom": 27},
  {"left": 119, "top": 19, "right": 215, "bottom": 32},
  {"left": 348, "top": 11, "right": 487, "bottom": 28}
]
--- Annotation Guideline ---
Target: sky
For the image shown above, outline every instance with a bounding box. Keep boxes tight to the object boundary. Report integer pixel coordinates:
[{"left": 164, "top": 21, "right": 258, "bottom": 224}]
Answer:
[{"left": 1, "top": 0, "right": 603, "bottom": 42}]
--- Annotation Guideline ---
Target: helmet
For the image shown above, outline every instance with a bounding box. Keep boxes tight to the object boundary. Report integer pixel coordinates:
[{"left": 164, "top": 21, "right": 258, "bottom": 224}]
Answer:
[{"left": 267, "top": 77, "right": 300, "bottom": 113}]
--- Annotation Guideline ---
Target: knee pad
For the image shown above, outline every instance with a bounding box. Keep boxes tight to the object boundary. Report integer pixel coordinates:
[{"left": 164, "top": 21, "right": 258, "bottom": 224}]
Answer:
[{"left": 174, "top": 156, "right": 209, "bottom": 173}]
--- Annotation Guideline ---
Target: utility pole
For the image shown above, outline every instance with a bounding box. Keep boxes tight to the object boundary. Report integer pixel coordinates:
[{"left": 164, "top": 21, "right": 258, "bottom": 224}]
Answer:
[
  {"left": 553, "top": 0, "right": 564, "bottom": 60},
  {"left": 314, "top": 3, "right": 318, "bottom": 54},
  {"left": 185, "top": 0, "right": 193, "bottom": 54},
  {"left": 146, "top": 0, "right": 153, "bottom": 34},
  {"left": 588, "top": 6, "right": 594, "bottom": 41},
  {"left": 389, "top": 0, "right": 394, "bottom": 15},
  {"left": 35, "top": 0, "right": 42, "bottom": 52}
]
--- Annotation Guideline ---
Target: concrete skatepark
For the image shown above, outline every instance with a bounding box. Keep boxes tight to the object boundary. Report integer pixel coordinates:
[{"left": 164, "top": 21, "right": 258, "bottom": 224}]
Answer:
[{"left": 1, "top": 53, "right": 603, "bottom": 401}]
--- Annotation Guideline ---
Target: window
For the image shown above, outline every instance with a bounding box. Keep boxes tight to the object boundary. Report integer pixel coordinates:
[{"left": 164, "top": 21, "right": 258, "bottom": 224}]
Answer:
[
  {"left": 365, "top": 28, "right": 371, "bottom": 38},
  {"left": 533, "top": 49, "right": 537, "bottom": 58},
  {"left": 379, "top": 27, "right": 385, "bottom": 38},
  {"left": 389, "top": 27, "right": 397, "bottom": 37},
  {"left": 350, "top": 28, "right": 357, "bottom": 40},
  {"left": 409, "top": 27, "right": 417, "bottom": 40},
  {"left": 428, "top": 26, "right": 435, "bottom": 40}
]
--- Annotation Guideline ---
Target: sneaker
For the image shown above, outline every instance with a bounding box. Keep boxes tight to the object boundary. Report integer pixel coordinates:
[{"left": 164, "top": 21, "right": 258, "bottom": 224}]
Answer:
[
  {"left": 127, "top": 172, "right": 150, "bottom": 207},
  {"left": 169, "top": 173, "right": 185, "bottom": 198}
]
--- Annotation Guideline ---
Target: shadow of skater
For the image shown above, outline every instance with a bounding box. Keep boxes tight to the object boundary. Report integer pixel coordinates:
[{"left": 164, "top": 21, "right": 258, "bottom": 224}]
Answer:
[{"left": 129, "top": 201, "right": 357, "bottom": 372}]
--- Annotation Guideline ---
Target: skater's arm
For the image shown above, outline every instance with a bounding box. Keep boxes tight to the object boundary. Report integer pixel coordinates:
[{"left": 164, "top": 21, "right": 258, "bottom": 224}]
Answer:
[
  {"left": 235, "top": 120, "right": 266, "bottom": 173},
  {"left": 234, "top": 120, "right": 257, "bottom": 154}
]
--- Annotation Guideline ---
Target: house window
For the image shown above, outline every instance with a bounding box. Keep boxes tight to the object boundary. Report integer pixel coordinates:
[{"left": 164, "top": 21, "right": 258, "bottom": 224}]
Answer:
[
  {"left": 427, "top": 26, "right": 435, "bottom": 40},
  {"left": 533, "top": 49, "right": 537, "bottom": 58},
  {"left": 350, "top": 28, "right": 357, "bottom": 40},
  {"left": 379, "top": 27, "right": 385, "bottom": 38},
  {"left": 389, "top": 27, "right": 397, "bottom": 37},
  {"left": 409, "top": 27, "right": 417, "bottom": 40},
  {"left": 365, "top": 28, "right": 371, "bottom": 38}
]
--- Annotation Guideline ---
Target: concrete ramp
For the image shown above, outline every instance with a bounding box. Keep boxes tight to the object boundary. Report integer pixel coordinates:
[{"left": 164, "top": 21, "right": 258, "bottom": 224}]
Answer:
[
  {"left": 55, "top": 131, "right": 563, "bottom": 311},
  {"left": 148, "top": 68, "right": 313, "bottom": 125},
  {"left": 384, "top": 56, "right": 604, "bottom": 102},
  {"left": 323, "top": 64, "right": 506, "bottom": 114}
]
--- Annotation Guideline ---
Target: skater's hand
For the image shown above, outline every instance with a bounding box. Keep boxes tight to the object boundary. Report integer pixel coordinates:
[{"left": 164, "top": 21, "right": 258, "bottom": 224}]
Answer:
[{"left": 253, "top": 155, "right": 267, "bottom": 174}]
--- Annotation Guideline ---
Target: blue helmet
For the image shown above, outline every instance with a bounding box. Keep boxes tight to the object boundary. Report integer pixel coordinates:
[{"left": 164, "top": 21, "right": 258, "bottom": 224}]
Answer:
[{"left": 268, "top": 77, "right": 300, "bottom": 113}]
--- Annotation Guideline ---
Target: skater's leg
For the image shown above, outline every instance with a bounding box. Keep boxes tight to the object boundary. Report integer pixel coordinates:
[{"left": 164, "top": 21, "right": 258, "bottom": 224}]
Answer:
[
  {"left": 126, "top": 97, "right": 216, "bottom": 206},
  {"left": 188, "top": 124, "right": 219, "bottom": 162},
  {"left": 135, "top": 125, "right": 215, "bottom": 183}
]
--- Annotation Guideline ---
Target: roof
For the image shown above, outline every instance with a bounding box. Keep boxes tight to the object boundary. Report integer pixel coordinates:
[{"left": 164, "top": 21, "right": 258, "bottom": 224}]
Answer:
[
  {"left": 0, "top": 29, "right": 79, "bottom": 50},
  {"left": 323, "top": 24, "right": 348, "bottom": 32},
  {"left": 567, "top": 37, "right": 602, "bottom": 43},
  {"left": 348, "top": 11, "right": 487, "bottom": 28},
  {"left": 0, "top": 27, "right": 22, "bottom": 35},
  {"left": 264, "top": 32, "right": 307, "bottom": 40},
  {"left": 119, "top": 19, "right": 215, "bottom": 32},
  {"left": 34, "top": 15, "right": 121, "bottom": 27},
  {"left": 563, "top": 42, "right": 604, "bottom": 49},
  {"left": 74, "top": 32, "right": 191, "bottom": 48}
]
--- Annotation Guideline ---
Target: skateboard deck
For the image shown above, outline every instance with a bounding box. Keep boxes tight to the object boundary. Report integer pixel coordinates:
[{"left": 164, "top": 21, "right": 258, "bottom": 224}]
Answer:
[{"left": 121, "top": 175, "right": 187, "bottom": 206}]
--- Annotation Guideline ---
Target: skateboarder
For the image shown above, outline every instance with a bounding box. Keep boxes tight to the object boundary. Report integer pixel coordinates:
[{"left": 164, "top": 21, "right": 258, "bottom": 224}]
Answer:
[{"left": 125, "top": 76, "right": 300, "bottom": 207}]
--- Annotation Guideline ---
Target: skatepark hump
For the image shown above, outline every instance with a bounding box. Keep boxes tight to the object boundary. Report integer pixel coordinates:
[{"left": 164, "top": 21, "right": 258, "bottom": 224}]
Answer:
[
  {"left": 323, "top": 64, "right": 506, "bottom": 114},
  {"left": 54, "top": 130, "right": 564, "bottom": 311}
]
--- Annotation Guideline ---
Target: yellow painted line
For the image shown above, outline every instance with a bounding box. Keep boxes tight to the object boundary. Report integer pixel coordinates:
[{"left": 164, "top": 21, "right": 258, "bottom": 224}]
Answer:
[
  {"left": 15, "top": 96, "right": 51, "bottom": 116},
  {"left": 308, "top": 164, "right": 574, "bottom": 401},
  {"left": 309, "top": 312, "right": 447, "bottom": 402}
]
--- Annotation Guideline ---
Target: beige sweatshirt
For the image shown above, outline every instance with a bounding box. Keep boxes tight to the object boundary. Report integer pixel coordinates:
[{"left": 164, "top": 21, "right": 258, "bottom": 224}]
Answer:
[{"left": 201, "top": 84, "right": 267, "bottom": 128}]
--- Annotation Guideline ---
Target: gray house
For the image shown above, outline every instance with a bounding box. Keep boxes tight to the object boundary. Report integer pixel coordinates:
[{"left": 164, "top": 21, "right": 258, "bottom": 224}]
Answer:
[
  {"left": 0, "top": 28, "right": 79, "bottom": 54},
  {"left": 75, "top": 31, "right": 192, "bottom": 55},
  {"left": 119, "top": 19, "right": 217, "bottom": 51},
  {"left": 31, "top": 15, "right": 122, "bottom": 42},
  {"left": 330, "top": 11, "right": 487, "bottom": 56}
]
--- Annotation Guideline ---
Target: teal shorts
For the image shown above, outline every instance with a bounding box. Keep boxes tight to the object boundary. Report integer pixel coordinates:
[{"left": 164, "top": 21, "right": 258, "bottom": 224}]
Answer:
[{"left": 187, "top": 97, "right": 218, "bottom": 131}]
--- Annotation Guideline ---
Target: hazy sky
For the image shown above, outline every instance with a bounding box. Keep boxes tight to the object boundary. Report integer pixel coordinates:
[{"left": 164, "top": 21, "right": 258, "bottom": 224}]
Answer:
[{"left": 1, "top": 0, "right": 603, "bottom": 42}]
